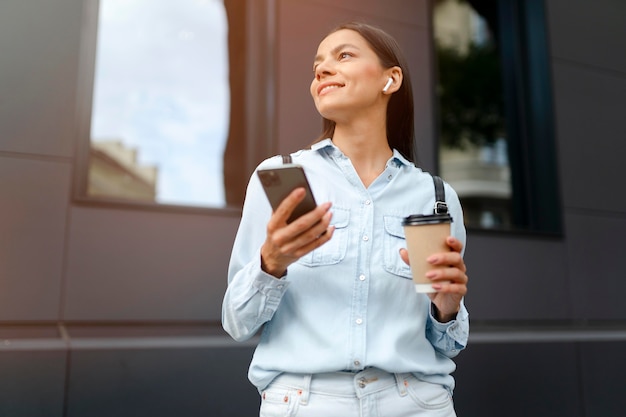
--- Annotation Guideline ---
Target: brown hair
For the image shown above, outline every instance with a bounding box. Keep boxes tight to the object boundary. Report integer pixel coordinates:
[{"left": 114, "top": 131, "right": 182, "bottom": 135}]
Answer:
[{"left": 313, "top": 21, "right": 416, "bottom": 162}]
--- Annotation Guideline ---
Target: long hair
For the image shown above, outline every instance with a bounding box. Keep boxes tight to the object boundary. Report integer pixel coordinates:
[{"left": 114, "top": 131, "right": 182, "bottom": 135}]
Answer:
[{"left": 313, "top": 22, "right": 416, "bottom": 162}]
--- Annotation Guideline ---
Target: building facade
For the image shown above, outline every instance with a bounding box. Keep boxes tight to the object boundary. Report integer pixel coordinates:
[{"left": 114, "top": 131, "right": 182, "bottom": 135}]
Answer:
[{"left": 1, "top": 0, "right": 625, "bottom": 415}]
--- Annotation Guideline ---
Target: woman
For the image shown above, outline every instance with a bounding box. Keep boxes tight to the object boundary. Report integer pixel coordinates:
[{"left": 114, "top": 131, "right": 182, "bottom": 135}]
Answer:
[{"left": 222, "top": 21, "right": 469, "bottom": 417}]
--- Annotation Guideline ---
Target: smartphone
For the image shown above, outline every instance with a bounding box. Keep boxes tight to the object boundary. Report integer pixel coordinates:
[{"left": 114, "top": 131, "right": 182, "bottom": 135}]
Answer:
[{"left": 257, "top": 165, "right": 318, "bottom": 223}]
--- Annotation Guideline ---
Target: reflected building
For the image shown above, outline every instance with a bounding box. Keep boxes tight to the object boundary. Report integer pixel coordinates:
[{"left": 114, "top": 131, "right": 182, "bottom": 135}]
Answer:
[
  {"left": 433, "top": 0, "right": 511, "bottom": 229},
  {"left": 439, "top": 138, "right": 511, "bottom": 228},
  {"left": 89, "top": 140, "right": 158, "bottom": 202}
]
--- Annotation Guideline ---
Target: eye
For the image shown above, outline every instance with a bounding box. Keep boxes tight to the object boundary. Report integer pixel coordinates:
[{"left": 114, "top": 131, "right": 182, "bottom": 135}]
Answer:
[{"left": 338, "top": 51, "right": 353, "bottom": 60}]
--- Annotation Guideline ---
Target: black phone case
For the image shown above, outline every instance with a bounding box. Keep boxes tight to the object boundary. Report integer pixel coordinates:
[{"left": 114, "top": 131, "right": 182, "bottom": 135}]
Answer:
[{"left": 257, "top": 165, "right": 317, "bottom": 223}]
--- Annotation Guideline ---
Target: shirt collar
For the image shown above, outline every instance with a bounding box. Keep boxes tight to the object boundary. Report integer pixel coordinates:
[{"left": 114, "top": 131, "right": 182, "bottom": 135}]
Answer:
[
  {"left": 310, "top": 138, "right": 334, "bottom": 152},
  {"left": 311, "top": 138, "right": 411, "bottom": 168},
  {"left": 391, "top": 149, "right": 411, "bottom": 167}
]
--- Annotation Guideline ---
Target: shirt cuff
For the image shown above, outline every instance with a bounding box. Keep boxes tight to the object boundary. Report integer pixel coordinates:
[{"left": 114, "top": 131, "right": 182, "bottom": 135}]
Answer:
[
  {"left": 429, "top": 303, "right": 469, "bottom": 348},
  {"left": 251, "top": 255, "right": 290, "bottom": 319},
  {"left": 253, "top": 270, "right": 290, "bottom": 294}
]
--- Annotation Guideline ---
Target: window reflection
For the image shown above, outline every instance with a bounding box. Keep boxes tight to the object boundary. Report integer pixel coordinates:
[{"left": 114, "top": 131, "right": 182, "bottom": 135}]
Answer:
[
  {"left": 433, "top": 0, "right": 511, "bottom": 229},
  {"left": 89, "top": 0, "right": 229, "bottom": 207}
]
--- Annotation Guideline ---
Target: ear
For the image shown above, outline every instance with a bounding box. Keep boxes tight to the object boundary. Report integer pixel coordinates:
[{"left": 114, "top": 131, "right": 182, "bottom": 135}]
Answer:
[{"left": 382, "top": 66, "right": 403, "bottom": 95}]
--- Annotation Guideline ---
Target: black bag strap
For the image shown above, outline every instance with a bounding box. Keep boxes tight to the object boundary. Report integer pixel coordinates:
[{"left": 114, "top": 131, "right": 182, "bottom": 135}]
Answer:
[{"left": 432, "top": 175, "right": 448, "bottom": 215}]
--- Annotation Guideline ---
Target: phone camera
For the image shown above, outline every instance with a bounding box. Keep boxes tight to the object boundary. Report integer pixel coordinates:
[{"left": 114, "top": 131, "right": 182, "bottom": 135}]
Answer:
[{"left": 258, "top": 171, "right": 281, "bottom": 187}]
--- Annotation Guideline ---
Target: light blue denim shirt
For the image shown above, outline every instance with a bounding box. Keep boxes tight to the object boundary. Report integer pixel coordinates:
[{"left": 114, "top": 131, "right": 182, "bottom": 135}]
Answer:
[{"left": 222, "top": 139, "right": 469, "bottom": 393}]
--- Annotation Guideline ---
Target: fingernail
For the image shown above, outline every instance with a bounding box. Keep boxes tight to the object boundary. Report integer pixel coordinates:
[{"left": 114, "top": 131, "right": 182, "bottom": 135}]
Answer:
[
  {"left": 426, "top": 271, "right": 437, "bottom": 279},
  {"left": 427, "top": 255, "right": 439, "bottom": 264}
]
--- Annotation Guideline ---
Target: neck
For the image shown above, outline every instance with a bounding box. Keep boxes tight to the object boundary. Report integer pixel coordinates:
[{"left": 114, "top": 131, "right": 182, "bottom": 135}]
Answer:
[{"left": 332, "top": 122, "right": 393, "bottom": 187}]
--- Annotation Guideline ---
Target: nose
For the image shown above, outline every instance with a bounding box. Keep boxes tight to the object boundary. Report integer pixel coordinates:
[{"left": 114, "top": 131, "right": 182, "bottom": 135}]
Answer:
[{"left": 314, "top": 58, "right": 335, "bottom": 80}]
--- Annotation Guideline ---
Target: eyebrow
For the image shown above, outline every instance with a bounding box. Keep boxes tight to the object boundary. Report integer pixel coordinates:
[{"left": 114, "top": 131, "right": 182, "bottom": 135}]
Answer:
[{"left": 313, "top": 43, "right": 360, "bottom": 63}]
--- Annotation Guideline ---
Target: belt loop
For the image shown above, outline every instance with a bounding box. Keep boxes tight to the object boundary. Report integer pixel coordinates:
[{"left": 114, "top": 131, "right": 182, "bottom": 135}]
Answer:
[
  {"left": 299, "top": 374, "right": 312, "bottom": 405},
  {"left": 394, "top": 373, "right": 408, "bottom": 397}
]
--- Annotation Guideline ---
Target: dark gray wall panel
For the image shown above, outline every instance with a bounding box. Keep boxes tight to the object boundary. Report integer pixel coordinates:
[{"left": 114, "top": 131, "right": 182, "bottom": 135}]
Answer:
[
  {"left": 64, "top": 207, "right": 240, "bottom": 321},
  {"left": 66, "top": 345, "right": 258, "bottom": 417},
  {"left": 462, "top": 233, "right": 570, "bottom": 320},
  {"left": 0, "top": 157, "right": 70, "bottom": 320},
  {"left": 453, "top": 343, "right": 582, "bottom": 417},
  {"left": 296, "top": 0, "right": 426, "bottom": 25},
  {"left": 579, "top": 342, "right": 626, "bottom": 417},
  {"left": 0, "top": 350, "right": 67, "bottom": 417},
  {"left": 547, "top": 0, "right": 626, "bottom": 73},
  {"left": 566, "top": 213, "right": 626, "bottom": 319},
  {"left": 275, "top": 1, "right": 330, "bottom": 155},
  {"left": 0, "top": 0, "right": 81, "bottom": 157},
  {"left": 552, "top": 62, "right": 626, "bottom": 213}
]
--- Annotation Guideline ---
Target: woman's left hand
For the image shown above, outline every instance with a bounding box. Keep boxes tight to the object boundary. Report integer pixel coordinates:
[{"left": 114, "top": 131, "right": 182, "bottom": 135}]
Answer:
[{"left": 399, "top": 236, "right": 468, "bottom": 323}]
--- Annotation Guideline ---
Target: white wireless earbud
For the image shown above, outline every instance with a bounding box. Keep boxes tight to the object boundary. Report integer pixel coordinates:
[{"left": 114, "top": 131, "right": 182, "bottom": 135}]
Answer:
[{"left": 382, "top": 77, "right": 393, "bottom": 92}]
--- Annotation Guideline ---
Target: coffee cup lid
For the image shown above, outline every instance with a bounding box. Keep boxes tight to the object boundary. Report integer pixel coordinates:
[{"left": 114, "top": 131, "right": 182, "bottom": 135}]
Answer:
[{"left": 402, "top": 213, "right": 453, "bottom": 226}]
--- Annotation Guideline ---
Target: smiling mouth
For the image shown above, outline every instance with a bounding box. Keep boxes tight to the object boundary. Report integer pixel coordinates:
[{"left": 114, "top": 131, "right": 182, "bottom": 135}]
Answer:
[{"left": 318, "top": 83, "right": 344, "bottom": 96}]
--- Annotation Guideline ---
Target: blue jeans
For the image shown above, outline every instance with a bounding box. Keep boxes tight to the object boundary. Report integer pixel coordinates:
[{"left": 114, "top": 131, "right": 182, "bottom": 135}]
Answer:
[{"left": 259, "top": 368, "right": 456, "bottom": 417}]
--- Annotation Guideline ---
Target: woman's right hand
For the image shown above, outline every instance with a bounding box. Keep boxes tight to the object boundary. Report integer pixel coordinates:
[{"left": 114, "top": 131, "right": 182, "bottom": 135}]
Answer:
[{"left": 260, "top": 187, "right": 334, "bottom": 278}]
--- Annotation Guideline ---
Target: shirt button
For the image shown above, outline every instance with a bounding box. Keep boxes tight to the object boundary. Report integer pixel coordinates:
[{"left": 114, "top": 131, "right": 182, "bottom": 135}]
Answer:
[
  {"left": 365, "top": 200, "right": 371, "bottom": 205},
  {"left": 362, "top": 235, "right": 369, "bottom": 241},
  {"left": 387, "top": 174, "right": 393, "bottom": 180},
  {"left": 355, "top": 318, "right": 363, "bottom": 325},
  {"left": 359, "top": 274, "right": 366, "bottom": 281},
  {"left": 354, "top": 360, "right": 361, "bottom": 367}
]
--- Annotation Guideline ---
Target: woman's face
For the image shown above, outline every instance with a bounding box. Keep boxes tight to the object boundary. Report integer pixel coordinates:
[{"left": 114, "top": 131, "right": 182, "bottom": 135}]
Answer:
[{"left": 310, "top": 29, "right": 389, "bottom": 123}]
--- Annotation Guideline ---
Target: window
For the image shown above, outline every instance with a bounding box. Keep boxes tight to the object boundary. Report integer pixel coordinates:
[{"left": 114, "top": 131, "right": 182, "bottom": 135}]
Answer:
[
  {"left": 76, "top": 0, "right": 274, "bottom": 210},
  {"left": 432, "top": 0, "right": 561, "bottom": 233},
  {"left": 90, "top": 0, "right": 230, "bottom": 207}
]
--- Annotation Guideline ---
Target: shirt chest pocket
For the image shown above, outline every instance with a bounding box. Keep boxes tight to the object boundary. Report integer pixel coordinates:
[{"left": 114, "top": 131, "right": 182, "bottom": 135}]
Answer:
[
  {"left": 382, "top": 215, "right": 413, "bottom": 279},
  {"left": 297, "top": 207, "right": 350, "bottom": 267}
]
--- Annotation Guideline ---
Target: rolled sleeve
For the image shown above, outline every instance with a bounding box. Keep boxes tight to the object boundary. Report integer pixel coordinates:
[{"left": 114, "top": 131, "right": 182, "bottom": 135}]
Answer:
[
  {"left": 222, "top": 248, "right": 290, "bottom": 341},
  {"left": 426, "top": 302, "right": 469, "bottom": 358},
  {"left": 252, "top": 268, "right": 290, "bottom": 322}
]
